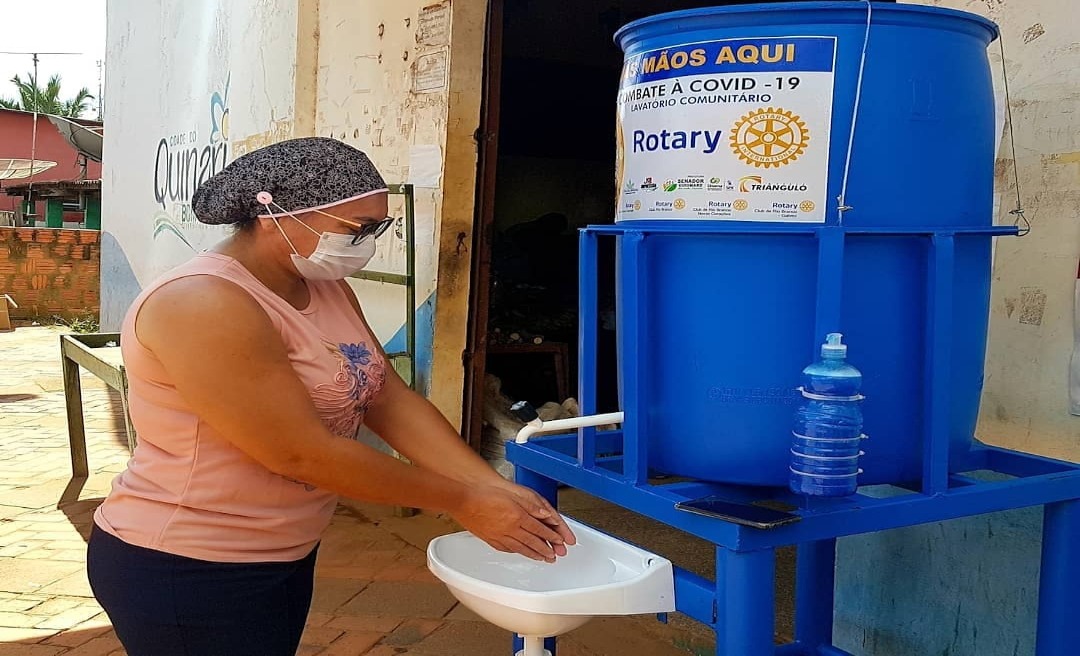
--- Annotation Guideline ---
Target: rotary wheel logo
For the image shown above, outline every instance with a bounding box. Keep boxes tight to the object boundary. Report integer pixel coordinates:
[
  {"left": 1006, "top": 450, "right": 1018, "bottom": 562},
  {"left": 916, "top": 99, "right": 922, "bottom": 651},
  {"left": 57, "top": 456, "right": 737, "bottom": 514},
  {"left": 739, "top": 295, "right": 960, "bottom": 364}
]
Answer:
[
  {"left": 633, "top": 200, "right": 642, "bottom": 211},
  {"left": 730, "top": 107, "right": 810, "bottom": 169},
  {"left": 674, "top": 198, "right": 686, "bottom": 211},
  {"left": 733, "top": 199, "right": 749, "bottom": 211},
  {"left": 800, "top": 200, "right": 816, "bottom": 213}
]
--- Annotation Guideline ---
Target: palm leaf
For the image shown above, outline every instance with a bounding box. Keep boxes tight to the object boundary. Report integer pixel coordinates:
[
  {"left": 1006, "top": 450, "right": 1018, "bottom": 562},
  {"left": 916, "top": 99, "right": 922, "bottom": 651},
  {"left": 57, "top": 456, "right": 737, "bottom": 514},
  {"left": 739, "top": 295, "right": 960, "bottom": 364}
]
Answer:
[{"left": 1, "top": 72, "right": 97, "bottom": 117}]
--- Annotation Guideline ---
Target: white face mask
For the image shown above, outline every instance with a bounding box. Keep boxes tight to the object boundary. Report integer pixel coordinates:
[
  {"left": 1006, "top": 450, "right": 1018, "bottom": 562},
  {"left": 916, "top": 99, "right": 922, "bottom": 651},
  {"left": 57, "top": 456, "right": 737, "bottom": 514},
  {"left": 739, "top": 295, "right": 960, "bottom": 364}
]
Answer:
[
  {"left": 286, "top": 227, "right": 377, "bottom": 280},
  {"left": 263, "top": 202, "right": 380, "bottom": 280}
]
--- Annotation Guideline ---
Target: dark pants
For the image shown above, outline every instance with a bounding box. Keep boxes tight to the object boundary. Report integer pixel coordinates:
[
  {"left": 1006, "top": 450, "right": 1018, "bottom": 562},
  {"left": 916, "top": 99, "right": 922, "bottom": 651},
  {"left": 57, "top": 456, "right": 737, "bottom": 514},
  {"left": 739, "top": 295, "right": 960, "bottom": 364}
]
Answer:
[{"left": 87, "top": 525, "right": 317, "bottom": 656}]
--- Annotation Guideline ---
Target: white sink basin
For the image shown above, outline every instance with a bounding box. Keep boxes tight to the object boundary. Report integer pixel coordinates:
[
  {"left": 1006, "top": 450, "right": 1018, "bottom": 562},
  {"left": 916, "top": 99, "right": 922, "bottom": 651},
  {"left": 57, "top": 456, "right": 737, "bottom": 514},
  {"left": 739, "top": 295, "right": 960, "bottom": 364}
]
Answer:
[{"left": 427, "top": 517, "right": 675, "bottom": 645}]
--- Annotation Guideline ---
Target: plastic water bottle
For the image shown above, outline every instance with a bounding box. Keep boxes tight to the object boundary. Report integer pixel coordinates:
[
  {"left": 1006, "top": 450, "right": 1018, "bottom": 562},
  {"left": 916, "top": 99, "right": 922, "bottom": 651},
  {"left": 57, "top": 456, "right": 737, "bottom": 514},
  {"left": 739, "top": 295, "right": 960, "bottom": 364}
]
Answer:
[{"left": 790, "top": 333, "right": 865, "bottom": 497}]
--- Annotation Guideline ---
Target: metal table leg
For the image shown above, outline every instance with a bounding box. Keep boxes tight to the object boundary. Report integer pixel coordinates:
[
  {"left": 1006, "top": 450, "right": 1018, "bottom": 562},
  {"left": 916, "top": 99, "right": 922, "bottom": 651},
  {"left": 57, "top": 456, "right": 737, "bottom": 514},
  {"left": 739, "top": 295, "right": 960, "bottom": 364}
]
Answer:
[
  {"left": 1036, "top": 499, "right": 1080, "bottom": 654},
  {"left": 795, "top": 539, "right": 837, "bottom": 652},
  {"left": 717, "top": 546, "right": 775, "bottom": 655},
  {"left": 514, "top": 467, "right": 559, "bottom": 656}
]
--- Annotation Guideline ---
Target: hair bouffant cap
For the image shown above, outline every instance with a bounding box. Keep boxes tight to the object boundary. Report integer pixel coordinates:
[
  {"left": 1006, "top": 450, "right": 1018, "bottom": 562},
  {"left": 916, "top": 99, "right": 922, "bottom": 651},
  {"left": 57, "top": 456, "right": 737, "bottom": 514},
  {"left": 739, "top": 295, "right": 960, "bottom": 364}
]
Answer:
[{"left": 191, "top": 137, "right": 388, "bottom": 225}]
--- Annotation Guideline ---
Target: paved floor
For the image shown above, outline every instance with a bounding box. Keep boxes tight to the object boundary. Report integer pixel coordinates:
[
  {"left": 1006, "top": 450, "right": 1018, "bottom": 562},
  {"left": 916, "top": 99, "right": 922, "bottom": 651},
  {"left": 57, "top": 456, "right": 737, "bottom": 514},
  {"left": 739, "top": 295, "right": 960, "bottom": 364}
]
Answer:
[{"left": 0, "top": 327, "right": 703, "bottom": 656}]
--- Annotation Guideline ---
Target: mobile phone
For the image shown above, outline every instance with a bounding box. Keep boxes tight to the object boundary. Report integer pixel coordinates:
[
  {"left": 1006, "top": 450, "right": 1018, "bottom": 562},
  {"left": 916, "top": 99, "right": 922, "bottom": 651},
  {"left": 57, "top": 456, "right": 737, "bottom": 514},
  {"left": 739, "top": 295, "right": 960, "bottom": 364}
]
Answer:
[{"left": 674, "top": 496, "right": 801, "bottom": 529}]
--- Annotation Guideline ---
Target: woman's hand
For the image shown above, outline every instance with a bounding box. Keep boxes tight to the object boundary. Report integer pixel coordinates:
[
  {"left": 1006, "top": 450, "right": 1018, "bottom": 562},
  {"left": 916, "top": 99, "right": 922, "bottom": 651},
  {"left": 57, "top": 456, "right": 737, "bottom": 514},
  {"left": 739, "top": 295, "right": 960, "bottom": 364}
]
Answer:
[
  {"left": 496, "top": 482, "right": 577, "bottom": 551},
  {"left": 451, "top": 485, "right": 574, "bottom": 563}
]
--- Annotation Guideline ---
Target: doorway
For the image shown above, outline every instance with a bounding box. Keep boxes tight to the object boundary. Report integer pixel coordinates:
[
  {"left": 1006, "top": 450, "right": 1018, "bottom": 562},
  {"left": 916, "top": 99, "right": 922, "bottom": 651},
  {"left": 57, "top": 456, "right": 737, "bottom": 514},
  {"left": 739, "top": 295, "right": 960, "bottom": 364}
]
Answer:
[{"left": 463, "top": 0, "right": 752, "bottom": 451}]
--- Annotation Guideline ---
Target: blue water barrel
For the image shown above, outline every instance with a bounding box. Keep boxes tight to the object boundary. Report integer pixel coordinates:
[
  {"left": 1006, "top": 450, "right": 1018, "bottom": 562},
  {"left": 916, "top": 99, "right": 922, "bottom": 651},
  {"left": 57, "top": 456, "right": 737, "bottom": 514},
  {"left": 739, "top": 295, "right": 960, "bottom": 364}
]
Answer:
[{"left": 611, "top": 2, "right": 1000, "bottom": 486}]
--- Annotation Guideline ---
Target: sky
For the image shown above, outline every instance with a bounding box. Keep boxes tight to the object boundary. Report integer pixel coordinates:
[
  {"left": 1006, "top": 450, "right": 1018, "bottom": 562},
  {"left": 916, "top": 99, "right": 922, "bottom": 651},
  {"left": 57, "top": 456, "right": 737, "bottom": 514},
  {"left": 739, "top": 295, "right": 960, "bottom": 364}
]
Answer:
[{"left": 0, "top": 0, "right": 107, "bottom": 119}]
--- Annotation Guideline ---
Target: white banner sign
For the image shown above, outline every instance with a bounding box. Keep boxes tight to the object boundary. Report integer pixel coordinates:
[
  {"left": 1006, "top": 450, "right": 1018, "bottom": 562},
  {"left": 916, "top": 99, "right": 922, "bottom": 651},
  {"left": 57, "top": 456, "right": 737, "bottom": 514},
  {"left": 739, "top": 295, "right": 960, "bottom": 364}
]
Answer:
[{"left": 616, "top": 36, "right": 837, "bottom": 223}]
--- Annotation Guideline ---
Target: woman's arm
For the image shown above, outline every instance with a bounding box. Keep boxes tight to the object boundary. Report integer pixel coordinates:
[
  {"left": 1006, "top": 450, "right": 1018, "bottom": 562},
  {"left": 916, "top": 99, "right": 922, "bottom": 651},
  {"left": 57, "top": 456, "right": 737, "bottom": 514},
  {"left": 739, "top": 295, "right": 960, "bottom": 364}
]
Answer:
[
  {"left": 334, "top": 280, "right": 514, "bottom": 486},
  {"left": 366, "top": 376, "right": 510, "bottom": 487},
  {"left": 136, "top": 276, "right": 567, "bottom": 561},
  {"left": 336, "top": 281, "right": 576, "bottom": 546},
  {"left": 364, "top": 382, "right": 579, "bottom": 546}
]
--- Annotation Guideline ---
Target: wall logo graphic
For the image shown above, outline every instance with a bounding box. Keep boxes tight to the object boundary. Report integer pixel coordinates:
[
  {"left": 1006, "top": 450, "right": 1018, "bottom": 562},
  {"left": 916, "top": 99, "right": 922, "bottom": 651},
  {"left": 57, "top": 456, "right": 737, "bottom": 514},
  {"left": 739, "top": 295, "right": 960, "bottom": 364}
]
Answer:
[
  {"left": 152, "top": 74, "right": 232, "bottom": 249},
  {"left": 800, "top": 201, "right": 816, "bottom": 213},
  {"left": 209, "top": 78, "right": 231, "bottom": 145},
  {"left": 739, "top": 176, "right": 763, "bottom": 192},
  {"left": 663, "top": 180, "right": 678, "bottom": 192},
  {"left": 733, "top": 199, "right": 749, "bottom": 211},
  {"left": 153, "top": 212, "right": 194, "bottom": 248},
  {"left": 730, "top": 107, "right": 809, "bottom": 169},
  {"left": 674, "top": 198, "right": 686, "bottom": 211},
  {"left": 708, "top": 177, "right": 735, "bottom": 192}
]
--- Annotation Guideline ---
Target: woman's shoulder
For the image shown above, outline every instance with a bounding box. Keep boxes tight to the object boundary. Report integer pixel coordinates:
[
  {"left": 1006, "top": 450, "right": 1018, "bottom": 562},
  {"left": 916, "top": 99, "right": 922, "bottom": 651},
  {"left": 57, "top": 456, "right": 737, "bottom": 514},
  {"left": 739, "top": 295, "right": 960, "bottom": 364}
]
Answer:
[
  {"left": 135, "top": 270, "right": 273, "bottom": 349},
  {"left": 144, "top": 271, "right": 264, "bottom": 319},
  {"left": 138, "top": 253, "right": 266, "bottom": 310}
]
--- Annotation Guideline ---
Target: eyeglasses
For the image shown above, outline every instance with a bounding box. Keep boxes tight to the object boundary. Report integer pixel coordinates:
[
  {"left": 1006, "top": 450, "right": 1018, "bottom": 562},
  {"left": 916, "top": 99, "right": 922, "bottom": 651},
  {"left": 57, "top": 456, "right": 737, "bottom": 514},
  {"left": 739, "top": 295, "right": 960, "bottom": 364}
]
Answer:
[{"left": 350, "top": 217, "right": 394, "bottom": 245}]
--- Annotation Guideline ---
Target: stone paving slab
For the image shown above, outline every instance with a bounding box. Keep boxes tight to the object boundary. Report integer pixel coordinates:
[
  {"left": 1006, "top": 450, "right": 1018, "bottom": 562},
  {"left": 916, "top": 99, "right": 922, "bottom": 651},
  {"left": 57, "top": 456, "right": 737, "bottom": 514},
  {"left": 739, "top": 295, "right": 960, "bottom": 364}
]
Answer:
[{"left": 0, "top": 327, "right": 699, "bottom": 655}]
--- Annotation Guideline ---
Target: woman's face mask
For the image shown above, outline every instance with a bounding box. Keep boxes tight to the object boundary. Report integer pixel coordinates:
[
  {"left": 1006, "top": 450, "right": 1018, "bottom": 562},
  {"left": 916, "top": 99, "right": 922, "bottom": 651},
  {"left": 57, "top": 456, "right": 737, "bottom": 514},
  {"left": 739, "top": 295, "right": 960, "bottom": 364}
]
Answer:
[
  {"left": 281, "top": 216, "right": 385, "bottom": 280},
  {"left": 262, "top": 200, "right": 391, "bottom": 280}
]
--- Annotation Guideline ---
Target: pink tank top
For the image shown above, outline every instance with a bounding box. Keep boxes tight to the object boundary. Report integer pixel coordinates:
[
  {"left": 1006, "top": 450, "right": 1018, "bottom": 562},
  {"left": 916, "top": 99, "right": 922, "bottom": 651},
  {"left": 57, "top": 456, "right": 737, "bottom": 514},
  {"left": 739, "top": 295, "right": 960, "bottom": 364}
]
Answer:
[{"left": 94, "top": 252, "right": 387, "bottom": 563}]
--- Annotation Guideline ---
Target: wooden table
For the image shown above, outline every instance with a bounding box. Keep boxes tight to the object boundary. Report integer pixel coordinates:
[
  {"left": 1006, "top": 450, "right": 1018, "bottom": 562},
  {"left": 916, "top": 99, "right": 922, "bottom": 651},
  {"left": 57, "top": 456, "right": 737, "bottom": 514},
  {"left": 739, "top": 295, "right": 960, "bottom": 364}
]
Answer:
[
  {"left": 61, "top": 333, "right": 136, "bottom": 481},
  {"left": 0, "top": 294, "right": 15, "bottom": 332}
]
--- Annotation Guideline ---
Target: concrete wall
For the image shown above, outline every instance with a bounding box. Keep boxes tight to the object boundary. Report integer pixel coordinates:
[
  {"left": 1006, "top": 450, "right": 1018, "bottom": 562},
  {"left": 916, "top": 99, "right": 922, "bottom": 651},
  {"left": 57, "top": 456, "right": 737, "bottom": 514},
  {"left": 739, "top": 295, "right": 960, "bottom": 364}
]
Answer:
[
  {"left": 102, "top": 0, "right": 484, "bottom": 423},
  {"left": 834, "top": 2, "right": 1079, "bottom": 654},
  {"left": 101, "top": 0, "right": 303, "bottom": 330},
  {"left": 311, "top": 0, "right": 485, "bottom": 413},
  {"left": 969, "top": 0, "right": 1080, "bottom": 459},
  {"left": 0, "top": 228, "right": 99, "bottom": 320},
  {"left": 312, "top": 0, "right": 446, "bottom": 397}
]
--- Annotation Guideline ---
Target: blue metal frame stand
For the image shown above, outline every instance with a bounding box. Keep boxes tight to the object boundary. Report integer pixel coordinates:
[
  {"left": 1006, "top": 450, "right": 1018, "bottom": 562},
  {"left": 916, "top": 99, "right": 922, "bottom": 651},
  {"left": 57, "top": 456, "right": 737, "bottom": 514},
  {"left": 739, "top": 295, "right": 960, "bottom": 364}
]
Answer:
[{"left": 506, "top": 224, "right": 1080, "bottom": 656}]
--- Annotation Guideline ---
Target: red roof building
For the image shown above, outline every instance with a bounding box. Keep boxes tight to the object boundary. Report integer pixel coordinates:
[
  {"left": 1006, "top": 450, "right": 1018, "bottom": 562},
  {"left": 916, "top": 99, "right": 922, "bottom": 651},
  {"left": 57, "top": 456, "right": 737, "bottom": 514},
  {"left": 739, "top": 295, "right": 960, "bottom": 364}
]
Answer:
[{"left": 0, "top": 108, "right": 103, "bottom": 225}]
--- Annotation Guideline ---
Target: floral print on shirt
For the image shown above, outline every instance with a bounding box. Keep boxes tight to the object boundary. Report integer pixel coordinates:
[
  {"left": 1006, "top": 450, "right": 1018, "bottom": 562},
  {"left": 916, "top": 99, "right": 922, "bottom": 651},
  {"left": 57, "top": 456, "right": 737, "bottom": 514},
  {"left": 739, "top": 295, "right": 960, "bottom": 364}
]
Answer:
[{"left": 310, "top": 340, "right": 387, "bottom": 440}]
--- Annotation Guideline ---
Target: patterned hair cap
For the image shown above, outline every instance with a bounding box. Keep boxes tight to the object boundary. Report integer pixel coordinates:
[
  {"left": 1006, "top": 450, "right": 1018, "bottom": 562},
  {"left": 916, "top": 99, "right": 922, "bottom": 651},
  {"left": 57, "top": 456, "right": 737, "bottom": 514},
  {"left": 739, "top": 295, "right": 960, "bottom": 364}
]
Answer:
[{"left": 192, "top": 137, "right": 388, "bottom": 225}]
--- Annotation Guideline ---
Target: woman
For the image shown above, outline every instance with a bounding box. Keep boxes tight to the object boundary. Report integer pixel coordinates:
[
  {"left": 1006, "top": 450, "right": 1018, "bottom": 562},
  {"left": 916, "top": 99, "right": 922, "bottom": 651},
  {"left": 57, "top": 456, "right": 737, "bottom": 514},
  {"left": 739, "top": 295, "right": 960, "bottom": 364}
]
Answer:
[{"left": 86, "top": 137, "right": 575, "bottom": 656}]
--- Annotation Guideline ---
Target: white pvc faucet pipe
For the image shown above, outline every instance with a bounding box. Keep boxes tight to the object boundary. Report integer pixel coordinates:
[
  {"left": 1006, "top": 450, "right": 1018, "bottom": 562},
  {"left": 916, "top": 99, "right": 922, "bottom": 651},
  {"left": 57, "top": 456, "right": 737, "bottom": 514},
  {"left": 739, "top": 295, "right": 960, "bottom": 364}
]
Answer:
[
  {"left": 514, "top": 412, "right": 625, "bottom": 444},
  {"left": 519, "top": 636, "right": 550, "bottom": 656}
]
